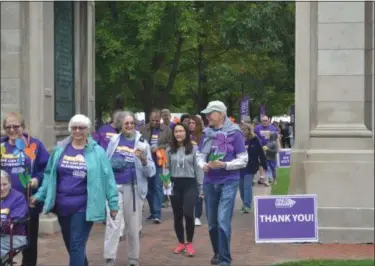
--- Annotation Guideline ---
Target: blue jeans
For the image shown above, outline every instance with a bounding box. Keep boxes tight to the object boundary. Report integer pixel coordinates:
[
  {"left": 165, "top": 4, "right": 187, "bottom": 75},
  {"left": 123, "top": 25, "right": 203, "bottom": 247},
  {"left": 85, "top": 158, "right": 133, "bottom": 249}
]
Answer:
[
  {"left": 204, "top": 180, "right": 239, "bottom": 266},
  {"left": 58, "top": 212, "right": 93, "bottom": 266},
  {"left": 239, "top": 173, "right": 254, "bottom": 208},
  {"left": 195, "top": 197, "right": 203, "bottom": 218},
  {"left": 146, "top": 167, "right": 163, "bottom": 219},
  {"left": 266, "top": 160, "right": 277, "bottom": 181}
]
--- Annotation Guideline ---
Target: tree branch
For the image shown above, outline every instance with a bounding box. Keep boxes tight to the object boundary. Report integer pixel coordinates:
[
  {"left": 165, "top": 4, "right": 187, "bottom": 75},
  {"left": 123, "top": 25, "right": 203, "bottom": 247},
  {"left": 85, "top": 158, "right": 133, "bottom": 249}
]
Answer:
[{"left": 177, "top": 47, "right": 231, "bottom": 74}]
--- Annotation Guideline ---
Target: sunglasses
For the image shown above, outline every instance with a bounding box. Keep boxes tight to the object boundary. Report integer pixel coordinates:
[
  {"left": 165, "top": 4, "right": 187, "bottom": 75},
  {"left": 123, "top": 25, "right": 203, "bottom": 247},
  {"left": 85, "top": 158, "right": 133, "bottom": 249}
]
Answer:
[
  {"left": 124, "top": 122, "right": 134, "bottom": 126},
  {"left": 4, "top": 125, "right": 21, "bottom": 130}
]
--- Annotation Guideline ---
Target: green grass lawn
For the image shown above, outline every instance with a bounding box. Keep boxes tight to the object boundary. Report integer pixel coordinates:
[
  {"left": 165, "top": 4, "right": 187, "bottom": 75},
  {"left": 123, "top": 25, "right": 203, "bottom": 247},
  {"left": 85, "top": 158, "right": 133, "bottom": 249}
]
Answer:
[
  {"left": 273, "top": 259, "right": 374, "bottom": 266},
  {"left": 271, "top": 167, "right": 290, "bottom": 195}
]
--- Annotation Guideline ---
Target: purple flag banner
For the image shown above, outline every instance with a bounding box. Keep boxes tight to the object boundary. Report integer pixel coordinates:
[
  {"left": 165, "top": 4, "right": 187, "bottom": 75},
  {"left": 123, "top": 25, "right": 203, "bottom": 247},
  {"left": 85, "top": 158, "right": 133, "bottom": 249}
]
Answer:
[
  {"left": 239, "top": 96, "right": 250, "bottom": 121},
  {"left": 290, "top": 104, "right": 295, "bottom": 123},
  {"left": 260, "top": 104, "right": 266, "bottom": 117},
  {"left": 254, "top": 194, "right": 318, "bottom": 243},
  {"left": 277, "top": 148, "right": 291, "bottom": 168}
]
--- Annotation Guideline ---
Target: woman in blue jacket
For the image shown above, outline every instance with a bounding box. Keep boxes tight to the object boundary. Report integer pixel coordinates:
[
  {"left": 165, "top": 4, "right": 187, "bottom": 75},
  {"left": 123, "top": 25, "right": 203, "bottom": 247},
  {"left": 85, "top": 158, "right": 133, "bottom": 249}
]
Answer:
[
  {"left": 239, "top": 122, "right": 267, "bottom": 213},
  {"left": 30, "top": 114, "right": 119, "bottom": 266}
]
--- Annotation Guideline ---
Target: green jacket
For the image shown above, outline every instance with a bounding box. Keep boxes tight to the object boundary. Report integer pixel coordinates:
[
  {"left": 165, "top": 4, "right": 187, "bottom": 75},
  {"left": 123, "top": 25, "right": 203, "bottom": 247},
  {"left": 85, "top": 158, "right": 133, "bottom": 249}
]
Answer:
[{"left": 33, "top": 136, "right": 119, "bottom": 221}]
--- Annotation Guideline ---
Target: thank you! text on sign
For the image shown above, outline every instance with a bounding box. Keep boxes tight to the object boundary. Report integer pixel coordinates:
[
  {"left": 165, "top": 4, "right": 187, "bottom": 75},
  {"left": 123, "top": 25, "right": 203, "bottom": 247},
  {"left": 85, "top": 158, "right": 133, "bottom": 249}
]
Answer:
[{"left": 254, "top": 194, "right": 318, "bottom": 243}]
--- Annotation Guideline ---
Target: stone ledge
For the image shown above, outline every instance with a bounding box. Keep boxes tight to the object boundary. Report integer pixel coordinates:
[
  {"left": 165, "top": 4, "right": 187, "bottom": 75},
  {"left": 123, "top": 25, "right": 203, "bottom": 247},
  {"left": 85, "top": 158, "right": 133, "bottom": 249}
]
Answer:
[
  {"left": 39, "top": 215, "right": 61, "bottom": 234},
  {"left": 310, "top": 123, "right": 373, "bottom": 138},
  {"left": 318, "top": 227, "right": 374, "bottom": 243},
  {"left": 318, "top": 207, "right": 374, "bottom": 228}
]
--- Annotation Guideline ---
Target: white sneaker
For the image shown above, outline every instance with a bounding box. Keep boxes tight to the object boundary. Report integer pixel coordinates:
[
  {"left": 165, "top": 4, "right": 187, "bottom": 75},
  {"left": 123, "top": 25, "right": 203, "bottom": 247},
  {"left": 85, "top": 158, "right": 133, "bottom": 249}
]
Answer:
[{"left": 195, "top": 217, "right": 202, "bottom": 226}]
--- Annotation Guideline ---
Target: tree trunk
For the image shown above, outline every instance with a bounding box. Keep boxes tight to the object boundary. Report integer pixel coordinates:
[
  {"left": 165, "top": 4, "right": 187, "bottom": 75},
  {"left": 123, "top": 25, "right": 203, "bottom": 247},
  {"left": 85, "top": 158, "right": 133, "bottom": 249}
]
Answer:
[
  {"left": 142, "top": 77, "right": 154, "bottom": 123},
  {"left": 197, "top": 42, "right": 209, "bottom": 114},
  {"left": 164, "top": 36, "right": 185, "bottom": 107}
]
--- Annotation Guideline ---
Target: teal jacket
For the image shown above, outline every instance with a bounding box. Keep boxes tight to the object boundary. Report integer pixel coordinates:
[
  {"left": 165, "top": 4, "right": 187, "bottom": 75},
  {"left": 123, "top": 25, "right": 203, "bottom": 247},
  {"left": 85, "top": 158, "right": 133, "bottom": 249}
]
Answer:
[{"left": 33, "top": 136, "right": 119, "bottom": 221}]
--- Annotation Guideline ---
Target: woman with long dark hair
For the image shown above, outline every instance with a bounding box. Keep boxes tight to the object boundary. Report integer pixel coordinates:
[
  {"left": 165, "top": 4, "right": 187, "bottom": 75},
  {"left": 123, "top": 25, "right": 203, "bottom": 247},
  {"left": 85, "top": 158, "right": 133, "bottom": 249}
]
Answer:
[
  {"left": 188, "top": 115, "right": 204, "bottom": 226},
  {"left": 166, "top": 123, "right": 203, "bottom": 257},
  {"left": 189, "top": 115, "right": 203, "bottom": 146}
]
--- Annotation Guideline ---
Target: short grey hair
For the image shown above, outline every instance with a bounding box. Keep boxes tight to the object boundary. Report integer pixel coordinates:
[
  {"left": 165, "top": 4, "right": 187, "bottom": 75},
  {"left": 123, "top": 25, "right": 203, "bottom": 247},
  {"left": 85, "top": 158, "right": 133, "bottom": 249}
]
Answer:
[
  {"left": 115, "top": 111, "right": 136, "bottom": 132},
  {"left": 1, "top": 169, "right": 11, "bottom": 184},
  {"left": 68, "top": 114, "right": 92, "bottom": 133},
  {"left": 161, "top": 109, "right": 171, "bottom": 116}
]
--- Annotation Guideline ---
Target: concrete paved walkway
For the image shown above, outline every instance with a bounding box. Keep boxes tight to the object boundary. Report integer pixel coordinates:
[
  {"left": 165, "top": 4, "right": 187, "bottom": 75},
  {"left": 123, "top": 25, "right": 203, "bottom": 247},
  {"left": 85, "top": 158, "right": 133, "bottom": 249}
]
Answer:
[{"left": 14, "top": 185, "right": 374, "bottom": 265}]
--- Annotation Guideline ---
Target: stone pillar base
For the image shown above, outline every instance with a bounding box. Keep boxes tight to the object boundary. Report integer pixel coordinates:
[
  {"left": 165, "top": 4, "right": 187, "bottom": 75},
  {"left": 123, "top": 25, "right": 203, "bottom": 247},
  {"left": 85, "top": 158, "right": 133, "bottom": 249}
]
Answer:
[
  {"left": 303, "top": 150, "right": 374, "bottom": 243},
  {"left": 39, "top": 214, "right": 61, "bottom": 234},
  {"left": 318, "top": 207, "right": 374, "bottom": 243}
]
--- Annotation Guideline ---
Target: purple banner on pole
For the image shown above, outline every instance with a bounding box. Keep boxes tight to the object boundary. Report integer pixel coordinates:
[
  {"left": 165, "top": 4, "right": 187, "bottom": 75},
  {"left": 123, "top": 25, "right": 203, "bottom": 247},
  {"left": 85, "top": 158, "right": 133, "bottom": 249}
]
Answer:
[
  {"left": 240, "top": 96, "right": 250, "bottom": 120},
  {"left": 277, "top": 149, "right": 291, "bottom": 168},
  {"left": 290, "top": 104, "right": 295, "bottom": 123},
  {"left": 260, "top": 104, "right": 266, "bottom": 117},
  {"left": 254, "top": 194, "right": 318, "bottom": 243}
]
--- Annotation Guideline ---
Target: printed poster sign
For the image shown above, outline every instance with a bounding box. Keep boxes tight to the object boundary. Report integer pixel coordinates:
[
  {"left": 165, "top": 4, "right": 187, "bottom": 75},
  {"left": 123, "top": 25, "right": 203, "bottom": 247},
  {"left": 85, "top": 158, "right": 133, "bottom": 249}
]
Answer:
[
  {"left": 277, "top": 149, "right": 291, "bottom": 168},
  {"left": 254, "top": 194, "right": 318, "bottom": 243}
]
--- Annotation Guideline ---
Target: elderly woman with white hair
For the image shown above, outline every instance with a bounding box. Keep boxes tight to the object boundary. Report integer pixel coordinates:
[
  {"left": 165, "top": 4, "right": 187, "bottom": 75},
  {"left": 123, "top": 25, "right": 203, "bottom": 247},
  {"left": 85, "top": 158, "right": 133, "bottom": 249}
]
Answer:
[
  {"left": 30, "top": 114, "right": 119, "bottom": 266},
  {"left": 1, "top": 169, "right": 29, "bottom": 258},
  {"left": 104, "top": 111, "right": 155, "bottom": 266},
  {"left": 197, "top": 101, "right": 248, "bottom": 266}
]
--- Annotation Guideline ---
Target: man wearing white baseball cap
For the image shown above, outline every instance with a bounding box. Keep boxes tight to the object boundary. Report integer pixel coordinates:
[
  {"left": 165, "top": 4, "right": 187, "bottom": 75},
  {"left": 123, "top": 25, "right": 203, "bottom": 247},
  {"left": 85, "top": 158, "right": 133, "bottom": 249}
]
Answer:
[{"left": 197, "top": 100, "right": 248, "bottom": 266}]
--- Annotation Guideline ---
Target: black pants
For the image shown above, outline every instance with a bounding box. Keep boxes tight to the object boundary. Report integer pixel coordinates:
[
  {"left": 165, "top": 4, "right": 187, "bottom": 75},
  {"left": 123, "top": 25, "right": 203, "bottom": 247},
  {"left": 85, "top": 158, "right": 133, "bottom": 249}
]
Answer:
[
  {"left": 281, "top": 137, "right": 291, "bottom": 148},
  {"left": 22, "top": 214, "right": 39, "bottom": 266},
  {"left": 170, "top": 178, "right": 198, "bottom": 244}
]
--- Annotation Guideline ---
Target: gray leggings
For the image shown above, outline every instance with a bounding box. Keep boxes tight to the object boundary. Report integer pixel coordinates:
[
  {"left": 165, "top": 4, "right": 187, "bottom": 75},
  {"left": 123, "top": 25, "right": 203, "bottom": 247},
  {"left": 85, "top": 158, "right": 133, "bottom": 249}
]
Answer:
[{"left": 1, "top": 235, "right": 27, "bottom": 258}]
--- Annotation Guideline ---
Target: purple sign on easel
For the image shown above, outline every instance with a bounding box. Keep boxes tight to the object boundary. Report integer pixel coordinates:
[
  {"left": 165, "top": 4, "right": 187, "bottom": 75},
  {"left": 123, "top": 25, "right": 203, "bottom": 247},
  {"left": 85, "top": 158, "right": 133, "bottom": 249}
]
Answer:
[
  {"left": 277, "top": 149, "right": 291, "bottom": 168},
  {"left": 254, "top": 194, "right": 318, "bottom": 243}
]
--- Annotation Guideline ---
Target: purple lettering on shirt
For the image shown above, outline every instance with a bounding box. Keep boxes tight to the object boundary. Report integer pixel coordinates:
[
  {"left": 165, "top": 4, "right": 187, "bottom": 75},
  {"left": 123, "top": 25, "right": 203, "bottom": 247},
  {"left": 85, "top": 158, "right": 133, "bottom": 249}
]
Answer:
[
  {"left": 55, "top": 144, "right": 88, "bottom": 216},
  {"left": 254, "top": 124, "right": 278, "bottom": 147},
  {"left": 112, "top": 135, "right": 136, "bottom": 184}
]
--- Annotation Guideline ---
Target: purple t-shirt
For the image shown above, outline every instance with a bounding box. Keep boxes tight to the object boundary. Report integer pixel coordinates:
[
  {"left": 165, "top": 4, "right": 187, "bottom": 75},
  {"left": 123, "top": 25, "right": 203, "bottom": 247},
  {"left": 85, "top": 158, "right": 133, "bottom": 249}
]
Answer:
[
  {"left": 169, "top": 122, "right": 175, "bottom": 129},
  {"left": 55, "top": 144, "right": 88, "bottom": 216},
  {"left": 96, "top": 124, "right": 117, "bottom": 150},
  {"left": 0, "top": 189, "right": 28, "bottom": 235},
  {"left": 199, "top": 130, "right": 246, "bottom": 184},
  {"left": 112, "top": 135, "right": 136, "bottom": 184},
  {"left": 1, "top": 142, "right": 32, "bottom": 194},
  {"left": 254, "top": 124, "right": 278, "bottom": 147}
]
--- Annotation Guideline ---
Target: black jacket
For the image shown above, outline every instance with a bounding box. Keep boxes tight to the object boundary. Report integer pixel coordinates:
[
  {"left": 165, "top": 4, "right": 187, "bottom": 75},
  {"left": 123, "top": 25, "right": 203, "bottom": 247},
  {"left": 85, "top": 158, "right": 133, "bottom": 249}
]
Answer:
[{"left": 241, "top": 136, "right": 268, "bottom": 175}]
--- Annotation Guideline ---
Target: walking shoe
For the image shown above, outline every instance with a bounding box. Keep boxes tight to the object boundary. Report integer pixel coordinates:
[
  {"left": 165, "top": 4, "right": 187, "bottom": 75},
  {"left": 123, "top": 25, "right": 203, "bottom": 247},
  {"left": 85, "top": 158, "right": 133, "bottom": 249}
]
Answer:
[
  {"left": 242, "top": 207, "right": 250, "bottom": 214},
  {"left": 185, "top": 242, "right": 196, "bottom": 257},
  {"left": 146, "top": 215, "right": 153, "bottom": 221},
  {"left": 139, "top": 230, "right": 143, "bottom": 237},
  {"left": 195, "top": 217, "right": 202, "bottom": 226},
  {"left": 119, "top": 236, "right": 125, "bottom": 242},
  {"left": 210, "top": 254, "right": 220, "bottom": 265},
  {"left": 174, "top": 243, "right": 186, "bottom": 254},
  {"left": 105, "top": 259, "right": 115, "bottom": 266},
  {"left": 153, "top": 218, "right": 161, "bottom": 224}
]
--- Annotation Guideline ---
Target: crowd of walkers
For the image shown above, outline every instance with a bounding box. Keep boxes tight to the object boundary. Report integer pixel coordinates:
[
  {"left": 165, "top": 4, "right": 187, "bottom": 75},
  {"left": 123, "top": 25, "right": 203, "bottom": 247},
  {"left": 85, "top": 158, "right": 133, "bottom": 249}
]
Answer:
[{"left": 1, "top": 100, "right": 283, "bottom": 266}]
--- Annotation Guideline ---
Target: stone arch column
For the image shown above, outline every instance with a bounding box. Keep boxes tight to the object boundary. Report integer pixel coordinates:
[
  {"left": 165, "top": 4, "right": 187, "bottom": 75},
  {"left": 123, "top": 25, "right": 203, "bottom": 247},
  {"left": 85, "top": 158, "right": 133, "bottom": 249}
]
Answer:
[{"left": 291, "top": 2, "right": 374, "bottom": 243}]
